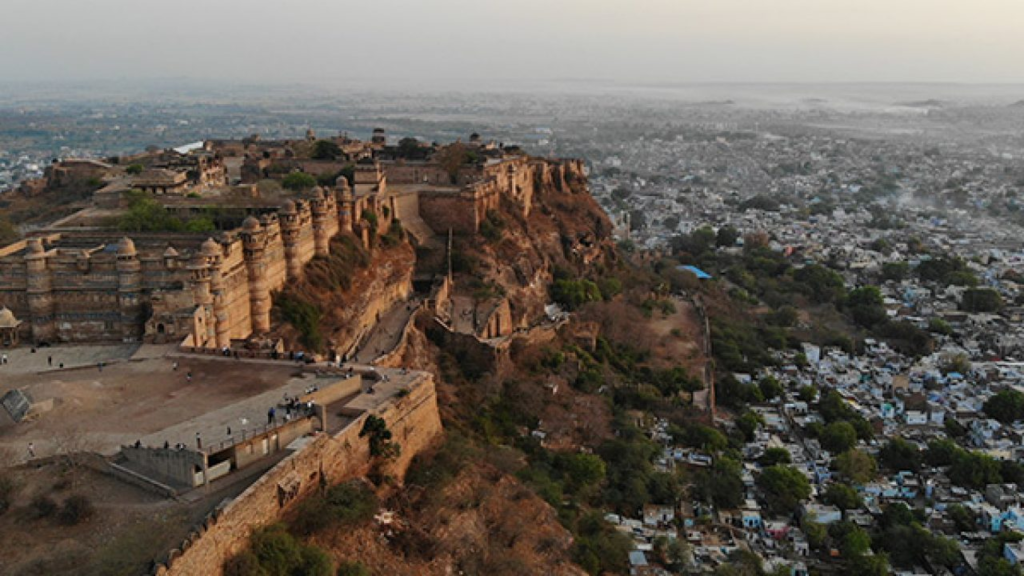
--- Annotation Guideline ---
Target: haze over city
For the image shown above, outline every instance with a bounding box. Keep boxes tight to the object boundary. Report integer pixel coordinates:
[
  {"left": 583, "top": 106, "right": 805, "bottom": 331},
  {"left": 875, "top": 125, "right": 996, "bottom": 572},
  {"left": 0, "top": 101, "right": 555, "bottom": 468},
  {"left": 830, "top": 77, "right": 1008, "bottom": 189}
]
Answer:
[{"left": 2, "top": 0, "right": 1023, "bottom": 85}]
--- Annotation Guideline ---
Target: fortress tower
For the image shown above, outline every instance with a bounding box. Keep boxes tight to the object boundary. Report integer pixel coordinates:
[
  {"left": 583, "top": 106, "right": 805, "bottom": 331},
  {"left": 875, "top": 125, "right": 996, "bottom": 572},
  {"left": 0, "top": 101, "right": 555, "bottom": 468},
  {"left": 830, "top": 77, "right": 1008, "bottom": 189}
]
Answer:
[
  {"left": 201, "top": 238, "right": 232, "bottom": 349},
  {"left": 337, "top": 176, "right": 354, "bottom": 234},
  {"left": 310, "top": 187, "right": 337, "bottom": 257},
  {"left": 24, "top": 238, "right": 55, "bottom": 343},
  {"left": 187, "top": 251, "right": 214, "bottom": 348},
  {"left": 115, "top": 237, "right": 144, "bottom": 342},
  {"left": 241, "top": 216, "right": 271, "bottom": 334},
  {"left": 279, "top": 200, "right": 303, "bottom": 280}
]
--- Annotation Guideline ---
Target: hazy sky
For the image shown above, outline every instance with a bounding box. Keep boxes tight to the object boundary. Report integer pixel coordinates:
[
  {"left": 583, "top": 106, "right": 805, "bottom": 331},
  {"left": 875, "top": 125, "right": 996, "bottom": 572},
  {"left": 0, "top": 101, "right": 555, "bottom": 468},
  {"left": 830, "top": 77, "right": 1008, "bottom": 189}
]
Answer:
[{"left": 2, "top": 0, "right": 1022, "bottom": 85}]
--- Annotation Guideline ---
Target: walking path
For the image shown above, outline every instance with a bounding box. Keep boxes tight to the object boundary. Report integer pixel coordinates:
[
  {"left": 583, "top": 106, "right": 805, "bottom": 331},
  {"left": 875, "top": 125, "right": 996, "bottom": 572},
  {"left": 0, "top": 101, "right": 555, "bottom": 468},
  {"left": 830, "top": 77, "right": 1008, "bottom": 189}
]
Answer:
[{"left": 353, "top": 299, "right": 420, "bottom": 364}]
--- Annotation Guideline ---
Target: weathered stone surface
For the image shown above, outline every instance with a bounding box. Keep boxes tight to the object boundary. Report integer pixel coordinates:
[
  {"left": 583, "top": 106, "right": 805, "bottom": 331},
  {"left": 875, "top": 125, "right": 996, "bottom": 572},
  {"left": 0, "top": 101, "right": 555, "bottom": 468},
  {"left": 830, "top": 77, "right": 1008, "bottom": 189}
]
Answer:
[{"left": 164, "top": 375, "right": 442, "bottom": 576}]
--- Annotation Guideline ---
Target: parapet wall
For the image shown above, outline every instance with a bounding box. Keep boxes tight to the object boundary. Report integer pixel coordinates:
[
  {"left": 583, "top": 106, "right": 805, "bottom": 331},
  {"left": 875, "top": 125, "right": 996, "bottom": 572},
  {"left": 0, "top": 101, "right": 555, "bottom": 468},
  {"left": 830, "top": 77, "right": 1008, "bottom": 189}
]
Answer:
[{"left": 158, "top": 374, "right": 442, "bottom": 576}]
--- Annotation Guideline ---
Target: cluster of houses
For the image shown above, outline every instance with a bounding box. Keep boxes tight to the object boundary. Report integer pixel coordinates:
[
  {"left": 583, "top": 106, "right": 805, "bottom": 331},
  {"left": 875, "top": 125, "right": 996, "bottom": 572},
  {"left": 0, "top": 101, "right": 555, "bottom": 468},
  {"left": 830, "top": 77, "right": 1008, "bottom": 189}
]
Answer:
[{"left": 607, "top": 333, "right": 1024, "bottom": 574}]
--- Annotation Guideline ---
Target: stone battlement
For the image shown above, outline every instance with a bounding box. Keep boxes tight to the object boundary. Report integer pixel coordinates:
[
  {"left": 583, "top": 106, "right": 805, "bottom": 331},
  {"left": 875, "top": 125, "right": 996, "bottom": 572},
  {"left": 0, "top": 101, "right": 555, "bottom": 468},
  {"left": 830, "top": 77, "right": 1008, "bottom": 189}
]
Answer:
[{"left": 0, "top": 135, "right": 588, "bottom": 350}]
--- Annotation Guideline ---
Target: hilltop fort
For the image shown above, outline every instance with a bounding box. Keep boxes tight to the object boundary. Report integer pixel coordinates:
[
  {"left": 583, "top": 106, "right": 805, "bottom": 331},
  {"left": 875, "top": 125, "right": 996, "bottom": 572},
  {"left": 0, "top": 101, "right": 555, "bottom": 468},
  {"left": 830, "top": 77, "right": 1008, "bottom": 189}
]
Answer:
[
  {"left": 0, "top": 130, "right": 589, "bottom": 356},
  {"left": 0, "top": 130, "right": 614, "bottom": 576}
]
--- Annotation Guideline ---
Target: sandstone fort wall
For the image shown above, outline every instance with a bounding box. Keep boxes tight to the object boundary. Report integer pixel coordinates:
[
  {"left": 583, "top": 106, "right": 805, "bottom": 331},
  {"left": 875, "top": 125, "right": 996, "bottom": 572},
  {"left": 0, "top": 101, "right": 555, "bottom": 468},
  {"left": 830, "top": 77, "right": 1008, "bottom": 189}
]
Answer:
[{"left": 157, "top": 375, "right": 442, "bottom": 576}]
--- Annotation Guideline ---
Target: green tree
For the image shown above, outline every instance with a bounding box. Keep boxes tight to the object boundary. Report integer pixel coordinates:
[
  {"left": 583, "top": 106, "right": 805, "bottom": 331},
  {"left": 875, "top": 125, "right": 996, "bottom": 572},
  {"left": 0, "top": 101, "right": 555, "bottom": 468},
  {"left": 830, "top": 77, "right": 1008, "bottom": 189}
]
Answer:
[
  {"left": 282, "top": 171, "right": 316, "bottom": 191},
  {"left": 563, "top": 453, "right": 606, "bottom": 495},
  {"left": 716, "top": 225, "right": 741, "bottom": 247},
  {"left": 822, "top": 483, "right": 862, "bottom": 511},
  {"left": 793, "top": 264, "right": 847, "bottom": 304},
  {"left": 395, "top": 137, "right": 429, "bottom": 160},
  {"left": 759, "top": 447, "right": 792, "bottom": 467},
  {"left": 949, "top": 449, "right": 1002, "bottom": 489},
  {"left": 802, "top": 518, "right": 828, "bottom": 550},
  {"left": 961, "top": 288, "right": 1004, "bottom": 313},
  {"left": 948, "top": 503, "right": 978, "bottom": 532},
  {"left": 694, "top": 457, "right": 745, "bottom": 509},
  {"left": 830, "top": 521, "right": 871, "bottom": 557},
  {"left": 756, "top": 465, "right": 811, "bottom": 515},
  {"left": 311, "top": 139, "right": 342, "bottom": 160},
  {"left": 848, "top": 285, "right": 883, "bottom": 307},
  {"left": 758, "top": 376, "right": 784, "bottom": 400},
  {"left": 436, "top": 142, "right": 471, "bottom": 184},
  {"left": 848, "top": 285, "right": 888, "bottom": 328},
  {"left": 928, "top": 317, "right": 954, "bottom": 336},
  {"left": 551, "top": 279, "right": 602, "bottom": 310},
  {"left": 360, "top": 415, "right": 400, "bottom": 459},
  {"left": 737, "top": 411, "right": 763, "bottom": 441},
  {"left": 881, "top": 261, "right": 909, "bottom": 282},
  {"left": 671, "top": 225, "right": 717, "bottom": 256},
  {"left": 984, "top": 389, "right": 1024, "bottom": 424},
  {"left": 822, "top": 421, "right": 858, "bottom": 454},
  {"left": 573, "top": 511, "right": 633, "bottom": 575},
  {"left": 797, "top": 385, "right": 818, "bottom": 403},
  {"left": 847, "top": 552, "right": 890, "bottom": 576},
  {"left": 834, "top": 449, "right": 877, "bottom": 485},
  {"left": 878, "top": 438, "right": 921, "bottom": 472}
]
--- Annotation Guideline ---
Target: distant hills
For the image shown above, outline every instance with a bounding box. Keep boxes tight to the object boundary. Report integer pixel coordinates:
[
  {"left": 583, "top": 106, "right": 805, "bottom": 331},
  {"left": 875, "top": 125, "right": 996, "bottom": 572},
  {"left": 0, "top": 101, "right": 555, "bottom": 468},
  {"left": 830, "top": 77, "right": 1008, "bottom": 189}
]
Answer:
[{"left": 897, "top": 99, "right": 945, "bottom": 108}]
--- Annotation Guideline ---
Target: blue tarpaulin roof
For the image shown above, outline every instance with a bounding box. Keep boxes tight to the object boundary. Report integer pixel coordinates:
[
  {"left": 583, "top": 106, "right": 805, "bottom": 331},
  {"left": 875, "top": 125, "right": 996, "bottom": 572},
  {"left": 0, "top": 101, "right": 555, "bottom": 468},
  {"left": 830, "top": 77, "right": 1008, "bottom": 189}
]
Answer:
[{"left": 678, "top": 265, "right": 712, "bottom": 279}]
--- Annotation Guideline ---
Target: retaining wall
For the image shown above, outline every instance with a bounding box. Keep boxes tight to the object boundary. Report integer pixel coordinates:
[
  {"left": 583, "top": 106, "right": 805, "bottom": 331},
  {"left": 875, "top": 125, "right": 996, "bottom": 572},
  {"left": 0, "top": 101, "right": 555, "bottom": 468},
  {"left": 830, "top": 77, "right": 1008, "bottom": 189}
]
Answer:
[{"left": 157, "top": 374, "right": 442, "bottom": 576}]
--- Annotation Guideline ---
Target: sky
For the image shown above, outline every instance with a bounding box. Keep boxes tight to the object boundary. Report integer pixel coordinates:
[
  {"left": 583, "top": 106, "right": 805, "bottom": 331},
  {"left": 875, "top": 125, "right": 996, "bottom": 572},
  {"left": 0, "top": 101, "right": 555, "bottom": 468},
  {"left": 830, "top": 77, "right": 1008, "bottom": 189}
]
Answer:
[{"left": 1, "top": 0, "right": 1022, "bottom": 86}]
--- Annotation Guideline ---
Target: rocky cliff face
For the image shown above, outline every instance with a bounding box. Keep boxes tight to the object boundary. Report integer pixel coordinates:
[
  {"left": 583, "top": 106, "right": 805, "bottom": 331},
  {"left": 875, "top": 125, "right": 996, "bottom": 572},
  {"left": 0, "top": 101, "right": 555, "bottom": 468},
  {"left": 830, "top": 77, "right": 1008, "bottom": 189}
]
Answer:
[
  {"left": 454, "top": 158, "right": 614, "bottom": 328},
  {"left": 265, "top": 156, "right": 615, "bottom": 576}
]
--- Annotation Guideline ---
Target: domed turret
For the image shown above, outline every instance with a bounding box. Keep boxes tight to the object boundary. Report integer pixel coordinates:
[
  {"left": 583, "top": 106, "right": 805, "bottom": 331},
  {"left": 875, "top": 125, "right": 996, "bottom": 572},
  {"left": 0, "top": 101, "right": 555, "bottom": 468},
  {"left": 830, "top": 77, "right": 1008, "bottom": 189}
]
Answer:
[
  {"left": 201, "top": 237, "right": 221, "bottom": 257},
  {"left": 336, "top": 175, "right": 352, "bottom": 197},
  {"left": 116, "top": 237, "right": 137, "bottom": 257},
  {"left": 281, "top": 199, "right": 297, "bottom": 214},
  {"left": 242, "top": 215, "right": 261, "bottom": 231},
  {"left": 163, "top": 246, "right": 179, "bottom": 258},
  {"left": 0, "top": 306, "right": 19, "bottom": 328}
]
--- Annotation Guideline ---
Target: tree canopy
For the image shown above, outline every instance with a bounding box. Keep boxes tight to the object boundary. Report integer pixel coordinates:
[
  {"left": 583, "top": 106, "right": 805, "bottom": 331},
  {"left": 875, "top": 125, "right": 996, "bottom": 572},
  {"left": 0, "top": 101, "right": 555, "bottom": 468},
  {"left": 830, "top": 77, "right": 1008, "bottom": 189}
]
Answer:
[
  {"left": 984, "top": 389, "right": 1024, "bottom": 424},
  {"left": 756, "top": 465, "right": 811, "bottom": 514}
]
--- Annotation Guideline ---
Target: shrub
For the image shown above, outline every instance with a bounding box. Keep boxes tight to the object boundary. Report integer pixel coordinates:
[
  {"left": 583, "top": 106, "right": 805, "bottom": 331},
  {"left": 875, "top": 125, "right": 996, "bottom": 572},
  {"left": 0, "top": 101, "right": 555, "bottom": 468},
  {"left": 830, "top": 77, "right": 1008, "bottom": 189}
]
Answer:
[
  {"left": 572, "top": 511, "right": 633, "bottom": 575},
  {"left": 551, "top": 279, "right": 602, "bottom": 310},
  {"left": 360, "top": 415, "right": 400, "bottom": 459},
  {"left": 336, "top": 561, "right": 371, "bottom": 576},
  {"left": 297, "top": 545, "right": 334, "bottom": 576},
  {"left": 0, "top": 474, "right": 16, "bottom": 516},
  {"left": 227, "top": 524, "right": 335, "bottom": 576},
  {"left": 57, "top": 494, "right": 95, "bottom": 525},
  {"left": 380, "top": 219, "right": 404, "bottom": 247},
  {"left": 273, "top": 292, "right": 323, "bottom": 352},
  {"left": 250, "top": 525, "right": 304, "bottom": 574},
  {"left": 223, "top": 551, "right": 265, "bottom": 576},
  {"left": 479, "top": 210, "right": 505, "bottom": 243},
  {"left": 31, "top": 493, "right": 58, "bottom": 518},
  {"left": 114, "top": 189, "right": 217, "bottom": 233},
  {"left": 290, "top": 481, "right": 378, "bottom": 536},
  {"left": 360, "top": 209, "right": 378, "bottom": 237}
]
